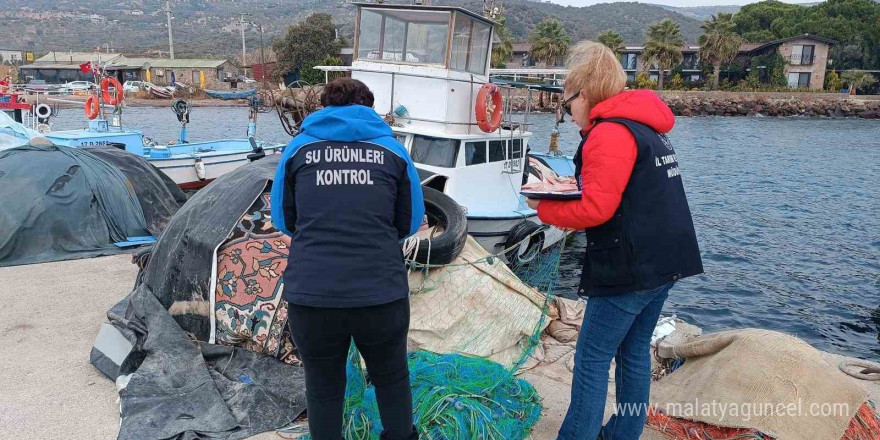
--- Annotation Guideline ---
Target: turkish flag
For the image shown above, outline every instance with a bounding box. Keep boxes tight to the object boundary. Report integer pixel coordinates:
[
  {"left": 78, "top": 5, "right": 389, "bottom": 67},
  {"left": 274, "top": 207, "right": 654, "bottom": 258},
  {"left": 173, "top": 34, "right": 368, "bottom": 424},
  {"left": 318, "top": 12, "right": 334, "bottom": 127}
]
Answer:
[
  {"left": 0, "top": 76, "right": 9, "bottom": 87},
  {"left": 79, "top": 61, "right": 92, "bottom": 73}
]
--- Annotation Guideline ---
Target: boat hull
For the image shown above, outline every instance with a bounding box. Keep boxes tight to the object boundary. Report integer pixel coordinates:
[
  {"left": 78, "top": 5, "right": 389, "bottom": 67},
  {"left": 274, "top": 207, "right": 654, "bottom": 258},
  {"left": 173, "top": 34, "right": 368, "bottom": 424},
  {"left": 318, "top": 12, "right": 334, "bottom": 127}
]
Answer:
[
  {"left": 467, "top": 214, "right": 570, "bottom": 260},
  {"left": 150, "top": 147, "right": 283, "bottom": 188}
]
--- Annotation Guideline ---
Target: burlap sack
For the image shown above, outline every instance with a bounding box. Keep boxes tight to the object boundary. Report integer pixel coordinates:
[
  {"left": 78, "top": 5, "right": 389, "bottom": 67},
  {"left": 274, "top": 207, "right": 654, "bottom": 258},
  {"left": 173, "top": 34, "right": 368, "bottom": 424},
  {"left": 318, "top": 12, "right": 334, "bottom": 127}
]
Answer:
[
  {"left": 407, "top": 236, "right": 549, "bottom": 369},
  {"left": 651, "top": 329, "right": 867, "bottom": 440}
]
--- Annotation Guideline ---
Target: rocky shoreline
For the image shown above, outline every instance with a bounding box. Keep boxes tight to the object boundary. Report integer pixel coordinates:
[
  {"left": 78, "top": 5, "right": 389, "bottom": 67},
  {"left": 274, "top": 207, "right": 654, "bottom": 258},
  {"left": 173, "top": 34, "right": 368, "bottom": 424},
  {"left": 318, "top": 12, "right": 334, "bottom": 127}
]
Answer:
[
  {"left": 32, "top": 90, "right": 880, "bottom": 118},
  {"left": 509, "top": 90, "right": 880, "bottom": 119},
  {"left": 661, "top": 91, "right": 880, "bottom": 118}
]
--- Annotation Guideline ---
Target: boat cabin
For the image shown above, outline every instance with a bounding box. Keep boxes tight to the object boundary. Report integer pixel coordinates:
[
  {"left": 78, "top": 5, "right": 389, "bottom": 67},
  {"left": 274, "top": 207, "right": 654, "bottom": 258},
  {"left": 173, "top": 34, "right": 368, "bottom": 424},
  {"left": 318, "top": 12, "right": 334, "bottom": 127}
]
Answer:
[
  {"left": 0, "top": 92, "right": 31, "bottom": 124},
  {"left": 350, "top": 2, "right": 497, "bottom": 135},
  {"left": 319, "top": 3, "right": 564, "bottom": 256}
]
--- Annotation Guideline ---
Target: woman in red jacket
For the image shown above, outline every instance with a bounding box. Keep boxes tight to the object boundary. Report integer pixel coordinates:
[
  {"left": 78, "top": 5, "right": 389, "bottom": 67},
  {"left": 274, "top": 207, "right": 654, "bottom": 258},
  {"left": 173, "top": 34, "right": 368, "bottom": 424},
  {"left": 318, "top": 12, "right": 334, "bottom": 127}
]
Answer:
[{"left": 526, "top": 41, "right": 703, "bottom": 440}]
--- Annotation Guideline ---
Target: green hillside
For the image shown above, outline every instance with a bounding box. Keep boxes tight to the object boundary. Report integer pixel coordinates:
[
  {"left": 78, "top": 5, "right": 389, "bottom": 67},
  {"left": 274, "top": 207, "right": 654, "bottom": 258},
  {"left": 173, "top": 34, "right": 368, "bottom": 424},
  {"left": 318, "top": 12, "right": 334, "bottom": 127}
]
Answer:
[{"left": 0, "top": 0, "right": 703, "bottom": 58}]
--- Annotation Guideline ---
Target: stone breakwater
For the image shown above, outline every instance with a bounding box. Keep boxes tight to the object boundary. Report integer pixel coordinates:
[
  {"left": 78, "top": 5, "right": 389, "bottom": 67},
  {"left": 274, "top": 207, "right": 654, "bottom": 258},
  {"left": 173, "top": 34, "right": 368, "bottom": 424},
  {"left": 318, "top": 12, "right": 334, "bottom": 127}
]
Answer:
[
  {"left": 508, "top": 91, "right": 880, "bottom": 118},
  {"left": 661, "top": 91, "right": 880, "bottom": 118}
]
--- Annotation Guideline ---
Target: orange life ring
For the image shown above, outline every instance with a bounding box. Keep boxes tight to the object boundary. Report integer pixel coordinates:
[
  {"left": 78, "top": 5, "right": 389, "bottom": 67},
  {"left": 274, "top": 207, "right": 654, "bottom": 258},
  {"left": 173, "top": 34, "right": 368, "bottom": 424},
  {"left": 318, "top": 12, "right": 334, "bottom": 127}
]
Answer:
[
  {"left": 84, "top": 95, "right": 100, "bottom": 120},
  {"left": 475, "top": 83, "right": 503, "bottom": 133},
  {"left": 101, "top": 77, "right": 124, "bottom": 105}
]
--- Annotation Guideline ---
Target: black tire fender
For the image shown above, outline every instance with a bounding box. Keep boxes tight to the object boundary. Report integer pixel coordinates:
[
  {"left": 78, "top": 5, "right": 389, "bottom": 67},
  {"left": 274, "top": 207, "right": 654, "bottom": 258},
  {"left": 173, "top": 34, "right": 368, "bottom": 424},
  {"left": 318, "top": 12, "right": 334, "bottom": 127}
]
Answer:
[
  {"left": 410, "top": 187, "right": 468, "bottom": 266},
  {"left": 504, "top": 220, "right": 545, "bottom": 265}
]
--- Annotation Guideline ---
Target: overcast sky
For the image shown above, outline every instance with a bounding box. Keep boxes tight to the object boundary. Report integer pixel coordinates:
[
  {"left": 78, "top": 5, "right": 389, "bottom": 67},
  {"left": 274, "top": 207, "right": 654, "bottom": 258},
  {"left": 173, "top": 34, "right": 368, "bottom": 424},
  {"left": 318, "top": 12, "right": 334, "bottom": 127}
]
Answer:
[{"left": 547, "top": 0, "right": 820, "bottom": 6}]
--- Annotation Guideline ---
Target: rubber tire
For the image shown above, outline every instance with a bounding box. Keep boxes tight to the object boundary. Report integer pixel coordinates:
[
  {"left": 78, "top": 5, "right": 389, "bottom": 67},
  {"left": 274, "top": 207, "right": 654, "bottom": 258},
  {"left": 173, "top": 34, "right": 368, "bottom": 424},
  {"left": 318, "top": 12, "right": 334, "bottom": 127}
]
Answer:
[
  {"left": 504, "top": 220, "right": 545, "bottom": 266},
  {"left": 412, "top": 187, "right": 467, "bottom": 266}
]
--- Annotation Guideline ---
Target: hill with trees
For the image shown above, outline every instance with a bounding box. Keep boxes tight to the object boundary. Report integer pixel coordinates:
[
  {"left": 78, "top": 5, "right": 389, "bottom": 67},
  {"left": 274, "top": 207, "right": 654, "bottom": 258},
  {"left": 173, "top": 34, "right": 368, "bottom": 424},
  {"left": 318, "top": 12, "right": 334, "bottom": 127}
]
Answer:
[
  {"left": 0, "top": 0, "right": 703, "bottom": 60},
  {"left": 733, "top": 0, "right": 880, "bottom": 70}
]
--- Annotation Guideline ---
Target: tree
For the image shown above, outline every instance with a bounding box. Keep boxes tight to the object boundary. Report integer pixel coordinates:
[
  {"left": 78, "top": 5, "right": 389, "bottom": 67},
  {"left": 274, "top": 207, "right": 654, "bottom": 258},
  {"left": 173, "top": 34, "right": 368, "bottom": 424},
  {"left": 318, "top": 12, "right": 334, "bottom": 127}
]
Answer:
[
  {"left": 597, "top": 30, "right": 625, "bottom": 57},
  {"left": 733, "top": 0, "right": 804, "bottom": 41},
  {"left": 272, "top": 13, "right": 342, "bottom": 83},
  {"left": 642, "top": 19, "right": 683, "bottom": 90},
  {"left": 841, "top": 70, "right": 878, "bottom": 95},
  {"left": 492, "top": 16, "right": 514, "bottom": 68},
  {"left": 529, "top": 18, "right": 571, "bottom": 67},
  {"left": 825, "top": 70, "right": 843, "bottom": 91},
  {"left": 699, "top": 13, "right": 745, "bottom": 90}
]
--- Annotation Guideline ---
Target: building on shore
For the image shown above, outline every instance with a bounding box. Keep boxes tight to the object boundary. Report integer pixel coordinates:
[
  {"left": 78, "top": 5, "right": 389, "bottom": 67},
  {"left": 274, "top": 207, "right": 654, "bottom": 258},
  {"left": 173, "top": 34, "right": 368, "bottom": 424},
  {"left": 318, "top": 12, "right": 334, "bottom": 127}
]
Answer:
[
  {"left": 496, "top": 33, "right": 835, "bottom": 90},
  {"left": 18, "top": 52, "right": 237, "bottom": 88},
  {"left": 105, "top": 57, "right": 237, "bottom": 88},
  {"left": 0, "top": 49, "right": 35, "bottom": 66}
]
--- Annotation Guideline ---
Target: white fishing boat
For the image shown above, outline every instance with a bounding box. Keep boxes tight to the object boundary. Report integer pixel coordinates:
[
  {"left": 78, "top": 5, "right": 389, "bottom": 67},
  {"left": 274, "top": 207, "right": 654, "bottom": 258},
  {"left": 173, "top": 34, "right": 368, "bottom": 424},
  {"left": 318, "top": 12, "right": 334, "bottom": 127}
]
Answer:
[
  {"left": 317, "top": 2, "right": 575, "bottom": 263},
  {"left": 41, "top": 97, "right": 283, "bottom": 189}
]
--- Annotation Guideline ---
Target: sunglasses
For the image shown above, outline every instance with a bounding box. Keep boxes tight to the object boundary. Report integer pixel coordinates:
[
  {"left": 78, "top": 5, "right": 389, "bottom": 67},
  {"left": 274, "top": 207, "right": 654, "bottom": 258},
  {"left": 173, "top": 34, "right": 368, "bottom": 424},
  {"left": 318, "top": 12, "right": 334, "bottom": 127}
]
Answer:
[{"left": 561, "top": 93, "right": 578, "bottom": 116}]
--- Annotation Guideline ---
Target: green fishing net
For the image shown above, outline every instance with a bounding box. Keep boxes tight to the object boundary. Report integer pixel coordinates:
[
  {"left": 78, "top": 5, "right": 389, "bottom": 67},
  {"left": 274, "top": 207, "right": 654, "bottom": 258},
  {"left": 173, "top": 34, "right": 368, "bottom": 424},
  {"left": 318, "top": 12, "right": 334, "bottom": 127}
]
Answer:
[{"left": 304, "top": 230, "right": 567, "bottom": 440}]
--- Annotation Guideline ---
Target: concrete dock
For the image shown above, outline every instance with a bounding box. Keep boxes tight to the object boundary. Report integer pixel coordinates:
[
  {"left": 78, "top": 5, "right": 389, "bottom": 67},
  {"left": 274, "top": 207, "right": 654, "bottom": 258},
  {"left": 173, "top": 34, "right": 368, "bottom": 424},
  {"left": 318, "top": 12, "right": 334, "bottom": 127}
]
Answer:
[{"left": 0, "top": 255, "right": 875, "bottom": 439}]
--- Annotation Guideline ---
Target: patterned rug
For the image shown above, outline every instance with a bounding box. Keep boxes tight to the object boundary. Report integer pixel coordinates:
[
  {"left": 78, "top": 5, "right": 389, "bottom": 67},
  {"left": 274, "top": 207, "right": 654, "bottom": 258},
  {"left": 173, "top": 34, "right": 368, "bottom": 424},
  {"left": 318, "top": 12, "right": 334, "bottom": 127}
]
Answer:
[{"left": 213, "top": 192, "right": 300, "bottom": 365}]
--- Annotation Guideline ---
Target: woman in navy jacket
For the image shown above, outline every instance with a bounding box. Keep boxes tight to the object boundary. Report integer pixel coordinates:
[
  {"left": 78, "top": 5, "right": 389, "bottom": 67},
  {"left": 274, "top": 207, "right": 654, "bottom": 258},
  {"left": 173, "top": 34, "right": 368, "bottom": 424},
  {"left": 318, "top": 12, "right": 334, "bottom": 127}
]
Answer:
[{"left": 271, "top": 78, "right": 424, "bottom": 440}]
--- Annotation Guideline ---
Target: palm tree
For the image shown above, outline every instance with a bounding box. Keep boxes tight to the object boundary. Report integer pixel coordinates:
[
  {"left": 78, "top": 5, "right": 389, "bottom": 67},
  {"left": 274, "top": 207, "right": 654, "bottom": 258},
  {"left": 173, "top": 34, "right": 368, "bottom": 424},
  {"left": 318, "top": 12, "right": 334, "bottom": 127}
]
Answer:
[
  {"left": 841, "top": 70, "right": 878, "bottom": 95},
  {"left": 597, "top": 30, "right": 625, "bottom": 57},
  {"left": 492, "top": 16, "right": 514, "bottom": 68},
  {"left": 529, "top": 18, "right": 570, "bottom": 107},
  {"left": 642, "top": 18, "right": 684, "bottom": 90},
  {"left": 699, "top": 13, "right": 744, "bottom": 90},
  {"left": 529, "top": 18, "right": 571, "bottom": 68}
]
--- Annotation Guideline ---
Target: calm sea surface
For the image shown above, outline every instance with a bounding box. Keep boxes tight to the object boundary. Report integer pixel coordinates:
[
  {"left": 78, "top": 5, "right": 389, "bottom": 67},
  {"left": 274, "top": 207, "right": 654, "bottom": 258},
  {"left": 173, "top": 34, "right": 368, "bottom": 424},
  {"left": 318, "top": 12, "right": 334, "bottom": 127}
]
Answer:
[{"left": 52, "top": 108, "right": 880, "bottom": 359}]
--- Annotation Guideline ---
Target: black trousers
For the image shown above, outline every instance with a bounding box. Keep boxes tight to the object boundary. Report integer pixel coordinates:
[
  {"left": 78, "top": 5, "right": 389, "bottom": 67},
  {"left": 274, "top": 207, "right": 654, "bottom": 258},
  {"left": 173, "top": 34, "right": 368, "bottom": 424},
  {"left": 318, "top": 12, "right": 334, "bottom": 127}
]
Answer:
[{"left": 288, "top": 297, "right": 416, "bottom": 440}]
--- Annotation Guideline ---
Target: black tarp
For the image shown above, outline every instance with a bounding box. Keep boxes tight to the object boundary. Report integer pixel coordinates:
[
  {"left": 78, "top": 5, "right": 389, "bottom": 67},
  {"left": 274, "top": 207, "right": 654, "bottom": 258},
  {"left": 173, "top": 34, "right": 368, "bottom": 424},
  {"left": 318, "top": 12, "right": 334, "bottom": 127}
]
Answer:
[
  {"left": 90, "top": 155, "right": 307, "bottom": 439},
  {"left": 0, "top": 142, "right": 179, "bottom": 267},
  {"left": 143, "top": 155, "right": 282, "bottom": 340},
  {"left": 86, "top": 146, "right": 188, "bottom": 236},
  {"left": 106, "top": 285, "right": 306, "bottom": 440}
]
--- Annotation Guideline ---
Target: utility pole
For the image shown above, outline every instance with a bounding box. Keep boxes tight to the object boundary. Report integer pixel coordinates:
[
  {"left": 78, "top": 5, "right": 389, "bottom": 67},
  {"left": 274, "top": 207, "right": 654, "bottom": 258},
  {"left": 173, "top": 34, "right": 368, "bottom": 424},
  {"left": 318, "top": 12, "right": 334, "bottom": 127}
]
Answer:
[
  {"left": 239, "top": 14, "right": 250, "bottom": 75},
  {"left": 258, "top": 24, "right": 266, "bottom": 69},
  {"left": 164, "top": 0, "right": 175, "bottom": 59}
]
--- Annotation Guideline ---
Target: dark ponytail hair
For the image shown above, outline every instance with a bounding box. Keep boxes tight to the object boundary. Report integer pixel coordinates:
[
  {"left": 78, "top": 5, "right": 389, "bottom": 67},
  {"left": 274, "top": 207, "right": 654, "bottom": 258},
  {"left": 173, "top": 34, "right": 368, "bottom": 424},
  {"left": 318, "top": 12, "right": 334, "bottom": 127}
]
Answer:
[{"left": 320, "top": 78, "right": 375, "bottom": 108}]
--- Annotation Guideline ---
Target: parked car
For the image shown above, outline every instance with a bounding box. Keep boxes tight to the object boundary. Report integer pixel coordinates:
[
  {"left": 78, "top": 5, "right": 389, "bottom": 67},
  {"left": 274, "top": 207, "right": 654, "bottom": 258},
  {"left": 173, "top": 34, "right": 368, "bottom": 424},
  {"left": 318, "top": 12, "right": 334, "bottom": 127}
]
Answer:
[
  {"left": 123, "top": 80, "right": 148, "bottom": 93},
  {"left": 237, "top": 75, "right": 257, "bottom": 84},
  {"left": 58, "top": 81, "right": 97, "bottom": 95}
]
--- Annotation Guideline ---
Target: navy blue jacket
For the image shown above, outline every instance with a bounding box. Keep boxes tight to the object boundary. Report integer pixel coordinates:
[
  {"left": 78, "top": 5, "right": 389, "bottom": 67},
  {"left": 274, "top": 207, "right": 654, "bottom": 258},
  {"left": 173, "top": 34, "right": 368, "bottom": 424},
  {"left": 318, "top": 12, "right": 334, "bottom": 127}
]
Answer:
[
  {"left": 270, "top": 105, "right": 424, "bottom": 307},
  {"left": 575, "top": 118, "right": 703, "bottom": 297}
]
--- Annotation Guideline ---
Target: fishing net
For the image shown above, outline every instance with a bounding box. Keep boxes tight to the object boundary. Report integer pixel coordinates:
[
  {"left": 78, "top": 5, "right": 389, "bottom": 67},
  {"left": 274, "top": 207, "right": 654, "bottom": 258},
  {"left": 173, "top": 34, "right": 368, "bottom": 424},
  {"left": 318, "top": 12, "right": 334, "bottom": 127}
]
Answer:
[
  {"left": 646, "top": 401, "right": 880, "bottom": 440},
  {"left": 300, "top": 229, "right": 568, "bottom": 440}
]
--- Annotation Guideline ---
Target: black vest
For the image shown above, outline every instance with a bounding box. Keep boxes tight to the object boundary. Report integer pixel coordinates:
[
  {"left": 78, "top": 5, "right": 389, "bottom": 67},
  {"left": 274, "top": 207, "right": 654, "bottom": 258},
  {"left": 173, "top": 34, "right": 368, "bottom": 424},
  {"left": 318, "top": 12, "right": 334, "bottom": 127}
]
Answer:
[{"left": 573, "top": 118, "right": 703, "bottom": 297}]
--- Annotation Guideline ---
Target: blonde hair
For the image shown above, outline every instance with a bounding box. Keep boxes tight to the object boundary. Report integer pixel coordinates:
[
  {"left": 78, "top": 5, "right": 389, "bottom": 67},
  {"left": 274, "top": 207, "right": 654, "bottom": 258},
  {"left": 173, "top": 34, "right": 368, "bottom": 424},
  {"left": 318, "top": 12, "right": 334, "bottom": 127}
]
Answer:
[{"left": 564, "top": 41, "right": 627, "bottom": 108}]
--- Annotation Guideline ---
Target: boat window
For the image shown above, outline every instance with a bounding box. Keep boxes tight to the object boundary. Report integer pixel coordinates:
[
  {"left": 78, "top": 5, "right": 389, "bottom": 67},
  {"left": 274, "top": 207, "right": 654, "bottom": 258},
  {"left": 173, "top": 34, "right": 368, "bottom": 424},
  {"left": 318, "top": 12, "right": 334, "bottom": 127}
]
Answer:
[
  {"left": 383, "top": 17, "right": 407, "bottom": 62},
  {"left": 410, "top": 135, "right": 459, "bottom": 168},
  {"left": 358, "top": 8, "right": 450, "bottom": 66},
  {"left": 488, "top": 140, "right": 506, "bottom": 162},
  {"left": 465, "top": 141, "right": 487, "bottom": 165},
  {"left": 405, "top": 17, "right": 450, "bottom": 65},
  {"left": 449, "top": 15, "right": 471, "bottom": 71},
  {"left": 468, "top": 21, "right": 491, "bottom": 75},
  {"left": 359, "top": 9, "right": 383, "bottom": 61}
]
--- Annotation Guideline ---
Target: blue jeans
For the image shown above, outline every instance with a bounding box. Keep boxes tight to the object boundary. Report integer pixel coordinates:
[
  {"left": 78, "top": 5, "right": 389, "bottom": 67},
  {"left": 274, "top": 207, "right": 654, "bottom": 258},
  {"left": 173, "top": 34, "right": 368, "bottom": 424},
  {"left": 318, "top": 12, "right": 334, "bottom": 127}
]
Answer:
[{"left": 557, "top": 282, "right": 673, "bottom": 440}]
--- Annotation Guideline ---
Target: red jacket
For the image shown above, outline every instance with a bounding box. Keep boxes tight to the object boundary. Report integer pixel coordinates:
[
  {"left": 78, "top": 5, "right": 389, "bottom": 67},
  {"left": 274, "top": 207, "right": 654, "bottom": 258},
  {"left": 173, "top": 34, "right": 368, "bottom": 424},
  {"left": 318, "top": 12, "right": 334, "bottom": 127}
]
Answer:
[{"left": 537, "top": 90, "right": 675, "bottom": 229}]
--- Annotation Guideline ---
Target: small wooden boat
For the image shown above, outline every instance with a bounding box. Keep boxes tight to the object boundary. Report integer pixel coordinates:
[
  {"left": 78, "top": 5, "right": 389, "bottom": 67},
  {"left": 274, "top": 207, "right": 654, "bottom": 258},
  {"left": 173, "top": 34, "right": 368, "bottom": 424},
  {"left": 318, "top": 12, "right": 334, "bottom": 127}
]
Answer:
[
  {"left": 204, "top": 89, "right": 257, "bottom": 100},
  {"left": 149, "top": 85, "right": 173, "bottom": 99}
]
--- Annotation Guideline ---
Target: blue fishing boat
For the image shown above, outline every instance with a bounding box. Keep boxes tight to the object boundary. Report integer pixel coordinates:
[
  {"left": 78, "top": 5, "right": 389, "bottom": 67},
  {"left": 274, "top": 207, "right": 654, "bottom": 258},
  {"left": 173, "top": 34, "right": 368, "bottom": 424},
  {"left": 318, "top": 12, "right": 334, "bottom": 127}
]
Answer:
[{"left": 204, "top": 89, "right": 257, "bottom": 100}]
